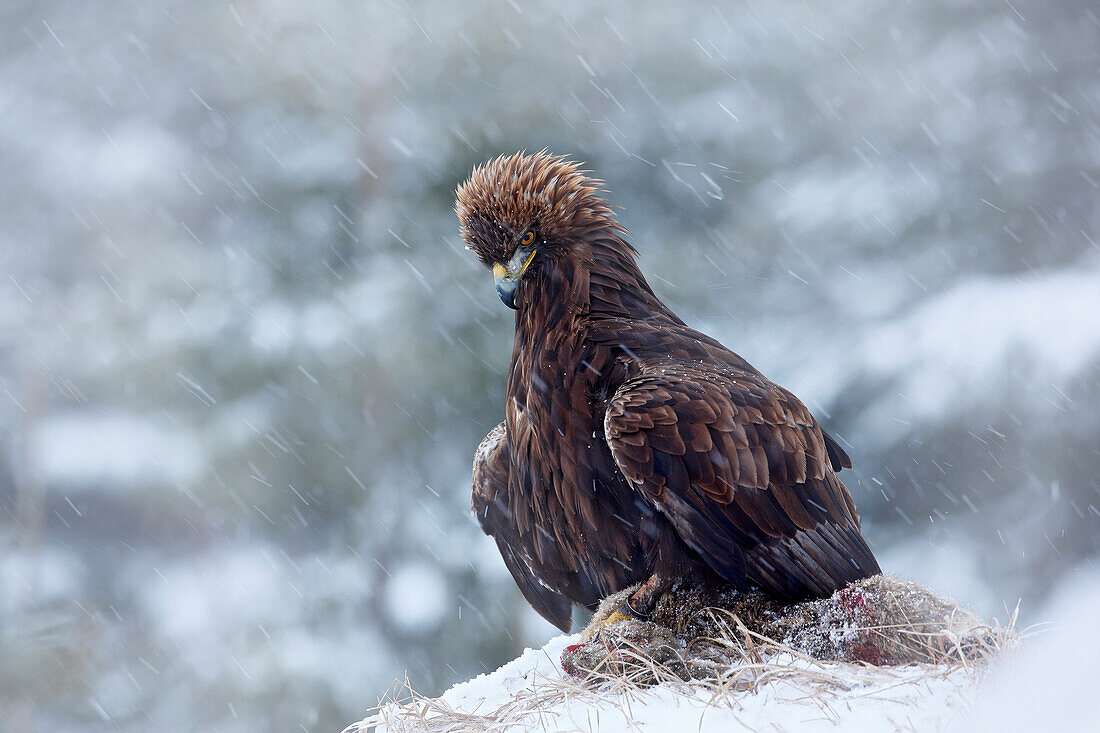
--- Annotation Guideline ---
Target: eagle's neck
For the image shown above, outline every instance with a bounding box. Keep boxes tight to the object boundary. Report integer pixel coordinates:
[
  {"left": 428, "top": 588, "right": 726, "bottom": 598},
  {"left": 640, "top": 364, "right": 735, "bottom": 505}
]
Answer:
[
  {"left": 515, "top": 231, "right": 679, "bottom": 339},
  {"left": 587, "top": 234, "right": 677, "bottom": 321}
]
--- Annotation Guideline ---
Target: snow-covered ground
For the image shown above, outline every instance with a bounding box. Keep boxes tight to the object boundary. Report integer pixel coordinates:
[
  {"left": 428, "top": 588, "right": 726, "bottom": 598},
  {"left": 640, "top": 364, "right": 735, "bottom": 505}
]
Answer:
[
  {"left": 362, "top": 632, "right": 974, "bottom": 732},
  {"left": 358, "top": 573, "right": 1100, "bottom": 733},
  {"left": 955, "top": 571, "right": 1100, "bottom": 733}
]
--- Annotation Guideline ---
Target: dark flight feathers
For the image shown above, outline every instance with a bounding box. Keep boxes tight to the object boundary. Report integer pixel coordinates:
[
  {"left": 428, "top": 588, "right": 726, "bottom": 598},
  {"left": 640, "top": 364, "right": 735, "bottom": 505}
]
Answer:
[{"left": 472, "top": 423, "right": 573, "bottom": 631}]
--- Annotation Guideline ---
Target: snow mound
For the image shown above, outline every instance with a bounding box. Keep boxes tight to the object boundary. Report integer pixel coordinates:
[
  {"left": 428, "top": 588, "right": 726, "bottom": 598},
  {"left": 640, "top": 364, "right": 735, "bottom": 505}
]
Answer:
[{"left": 349, "top": 576, "right": 1018, "bottom": 733}]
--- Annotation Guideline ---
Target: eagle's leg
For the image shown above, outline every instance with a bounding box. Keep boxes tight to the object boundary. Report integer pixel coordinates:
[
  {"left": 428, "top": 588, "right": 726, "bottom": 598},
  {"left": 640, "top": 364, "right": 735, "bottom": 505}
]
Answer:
[
  {"left": 626, "top": 570, "right": 674, "bottom": 617},
  {"left": 606, "top": 531, "right": 705, "bottom": 623},
  {"left": 598, "top": 570, "right": 675, "bottom": 629}
]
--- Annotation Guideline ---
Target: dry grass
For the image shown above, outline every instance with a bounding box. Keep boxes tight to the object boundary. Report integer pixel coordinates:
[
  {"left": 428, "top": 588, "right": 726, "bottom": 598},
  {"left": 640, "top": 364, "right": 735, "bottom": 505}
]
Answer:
[{"left": 346, "top": 578, "right": 1023, "bottom": 733}]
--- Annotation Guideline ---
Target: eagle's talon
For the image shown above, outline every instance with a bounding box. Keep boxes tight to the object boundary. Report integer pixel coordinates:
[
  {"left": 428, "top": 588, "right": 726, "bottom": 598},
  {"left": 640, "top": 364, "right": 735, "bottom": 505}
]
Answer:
[
  {"left": 624, "top": 595, "right": 652, "bottom": 620},
  {"left": 599, "top": 589, "right": 655, "bottom": 630}
]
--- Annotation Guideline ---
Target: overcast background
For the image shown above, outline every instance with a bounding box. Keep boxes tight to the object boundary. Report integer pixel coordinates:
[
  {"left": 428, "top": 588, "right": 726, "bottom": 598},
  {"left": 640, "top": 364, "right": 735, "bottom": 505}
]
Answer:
[{"left": 2, "top": 1, "right": 1099, "bottom": 730}]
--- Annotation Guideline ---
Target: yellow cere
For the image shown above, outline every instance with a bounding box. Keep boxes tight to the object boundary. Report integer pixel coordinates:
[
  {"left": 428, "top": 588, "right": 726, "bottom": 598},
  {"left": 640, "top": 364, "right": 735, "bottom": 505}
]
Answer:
[
  {"left": 518, "top": 248, "right": 536, "bottom": 275},
  {"left": 495, "top": 249, "right": 537, "bottom": 280}
]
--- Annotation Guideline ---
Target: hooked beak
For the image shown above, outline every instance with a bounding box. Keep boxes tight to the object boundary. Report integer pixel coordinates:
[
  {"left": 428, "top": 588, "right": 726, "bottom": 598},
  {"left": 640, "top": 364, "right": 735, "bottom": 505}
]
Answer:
[
  {"left": 492, "top": 249, "right": 536, "bottom": 310},
  {"left": 493, "top": 263, "right": 518, "bottom": 309}
]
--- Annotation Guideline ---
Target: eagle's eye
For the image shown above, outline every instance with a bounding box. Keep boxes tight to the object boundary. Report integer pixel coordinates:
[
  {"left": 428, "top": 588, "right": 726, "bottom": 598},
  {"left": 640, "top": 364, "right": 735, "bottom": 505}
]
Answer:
[{"left": 520, "top": 230, "right": 535, "bottom": 246}]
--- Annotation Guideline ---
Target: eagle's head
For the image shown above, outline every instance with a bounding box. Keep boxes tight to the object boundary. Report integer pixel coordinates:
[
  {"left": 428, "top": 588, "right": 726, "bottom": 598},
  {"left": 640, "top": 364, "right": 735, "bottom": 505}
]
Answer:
[{"left": 455, "top": 150, "right": 623, "bottom": 309}]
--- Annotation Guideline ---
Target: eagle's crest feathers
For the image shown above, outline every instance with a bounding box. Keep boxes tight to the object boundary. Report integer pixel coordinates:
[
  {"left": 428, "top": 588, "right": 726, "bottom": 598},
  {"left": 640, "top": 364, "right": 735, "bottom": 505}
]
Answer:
[{"left": 455, "top": 150, "right": 627, "bottom": 268}]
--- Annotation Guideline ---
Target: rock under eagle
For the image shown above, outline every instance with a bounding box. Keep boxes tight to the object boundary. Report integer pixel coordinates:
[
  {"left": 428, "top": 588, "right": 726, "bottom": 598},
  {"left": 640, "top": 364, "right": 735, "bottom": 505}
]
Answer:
[{"left": 457, "top": 151, "right": 880, "bottom": 632}]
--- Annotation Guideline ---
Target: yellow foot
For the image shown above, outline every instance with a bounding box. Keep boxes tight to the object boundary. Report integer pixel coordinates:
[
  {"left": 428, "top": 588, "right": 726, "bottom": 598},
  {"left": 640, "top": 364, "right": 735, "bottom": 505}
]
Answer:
[
  {"left": 580, "top": 585, "right": 643, "bottom": 641},
  {"left": 601, "top": 610, "right": 633, "bottom": 628},
  {"left": 579, "top": 608, "right": 634, "bottom": 641}
]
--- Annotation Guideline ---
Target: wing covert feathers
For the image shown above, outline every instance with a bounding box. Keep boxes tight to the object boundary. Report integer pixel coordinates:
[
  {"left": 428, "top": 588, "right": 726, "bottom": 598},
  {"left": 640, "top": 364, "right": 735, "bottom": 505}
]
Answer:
[{"left": 604, "top": 364, "right": 880, "bottom": 598}]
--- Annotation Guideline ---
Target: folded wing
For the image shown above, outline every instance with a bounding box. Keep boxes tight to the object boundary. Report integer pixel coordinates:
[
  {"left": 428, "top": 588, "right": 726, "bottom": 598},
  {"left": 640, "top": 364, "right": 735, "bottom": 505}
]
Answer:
[{"left": 603, "top": 363, "right": 879, "bottom": 598}]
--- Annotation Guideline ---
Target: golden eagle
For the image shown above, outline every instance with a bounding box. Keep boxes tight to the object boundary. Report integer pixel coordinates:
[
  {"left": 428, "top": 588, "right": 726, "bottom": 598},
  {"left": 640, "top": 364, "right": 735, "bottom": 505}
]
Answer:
[{"left": 457, "top": 151, "right": 880, "bottom": 632}]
